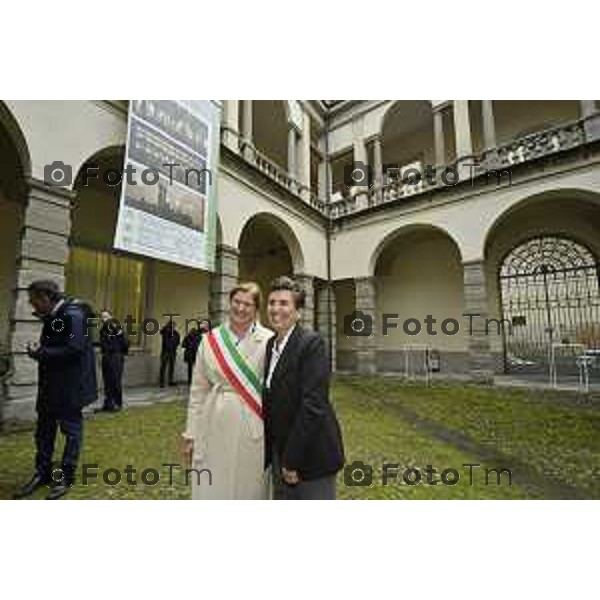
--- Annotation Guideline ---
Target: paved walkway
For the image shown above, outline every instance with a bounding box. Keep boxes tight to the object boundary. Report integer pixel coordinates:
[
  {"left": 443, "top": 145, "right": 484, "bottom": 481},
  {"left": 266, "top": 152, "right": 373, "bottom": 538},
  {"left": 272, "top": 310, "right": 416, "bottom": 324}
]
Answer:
[{"left": 84, "top": 384, "right": 189, "bottom": 414}]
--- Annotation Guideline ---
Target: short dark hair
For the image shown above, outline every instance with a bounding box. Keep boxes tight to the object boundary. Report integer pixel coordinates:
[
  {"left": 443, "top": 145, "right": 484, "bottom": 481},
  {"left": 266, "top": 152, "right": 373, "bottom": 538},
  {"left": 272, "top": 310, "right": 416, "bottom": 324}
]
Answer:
[
  {"left": 27, "top": 280, "right": 62, "bottom": 302},
  {"left": 268, "top": 276, "right": 306, "bottom": 309}
]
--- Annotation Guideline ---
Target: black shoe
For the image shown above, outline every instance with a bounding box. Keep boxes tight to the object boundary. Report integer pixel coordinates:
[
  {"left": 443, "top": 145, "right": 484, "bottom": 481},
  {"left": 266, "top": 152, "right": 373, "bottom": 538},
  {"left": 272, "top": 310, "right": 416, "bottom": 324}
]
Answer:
[
  {"left": 94, "top": 405, "right": 115, "bottom": 413},
  {"left": 13, "top": 473, "right": 49, "bottom": 499},
  {"left": 47, "top": 482, "right": 70, "bottom": 500},
  {"left": 169, "top": 382, "right": 177, "bottom": 387}
]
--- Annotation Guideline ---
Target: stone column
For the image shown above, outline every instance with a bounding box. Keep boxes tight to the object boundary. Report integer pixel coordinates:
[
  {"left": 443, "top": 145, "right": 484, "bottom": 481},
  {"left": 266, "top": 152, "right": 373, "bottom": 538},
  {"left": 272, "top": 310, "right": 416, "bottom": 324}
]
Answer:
[
  {"left": 209, "top": 244, "right": 239, "bottom": 327},
  {"left": 241, "top": 100, "right": 255, "bottom": 161},
  {"left": 354, "top": 277, "right": 377, "bottom": 375},
  {"left": 7, "top": 178, "right": 73, "bottom": 420},
  {"left": 452, "top": 100, "right": 474, "bottom": 180},
  {"left": 481, "top": 100, "right": 497, "bottom": 150},
  {"left": 299, "top": 112, "right": 312, "bottom": 200},
  {"left": 463, "top": 260, "right": 494, "bottom": 383},
  {"left": 222, "top": 100, "right": 240, "bottom": 151},
  {"left": 580, "top": 100, "right": 600, "bottom": 143},
  {"left": 372, "top": 136, "right": 383, "bottom": 201},
  {"left": 287, "top": 126, "right": 297, "bottom": 180},
  {"left": 433, "top": 106, "right": 446, "bottom": 167},
  {"left": 294, "top": 274, "right": 315, "bottom": 330},
  {"left": 318, "top": 157, "right": 328, "bottom": 201},
  {"left": 316, "top": 283, "right": 336, "bottom": 371}
]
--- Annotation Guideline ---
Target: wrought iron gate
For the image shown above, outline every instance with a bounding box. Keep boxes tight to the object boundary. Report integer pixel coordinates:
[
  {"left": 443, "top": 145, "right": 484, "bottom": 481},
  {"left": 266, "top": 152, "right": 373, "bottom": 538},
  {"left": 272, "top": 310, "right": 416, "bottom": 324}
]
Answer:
[{"left": 499, "top": 236, "right": 600, "bottom": 375}]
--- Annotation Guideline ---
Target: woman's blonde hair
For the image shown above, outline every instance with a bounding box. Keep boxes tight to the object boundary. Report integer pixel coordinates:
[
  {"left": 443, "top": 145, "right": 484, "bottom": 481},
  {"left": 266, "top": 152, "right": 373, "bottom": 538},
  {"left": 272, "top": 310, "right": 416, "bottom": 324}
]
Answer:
[{"left": 229, "top": 281, "right": 263, "bottom": 310}]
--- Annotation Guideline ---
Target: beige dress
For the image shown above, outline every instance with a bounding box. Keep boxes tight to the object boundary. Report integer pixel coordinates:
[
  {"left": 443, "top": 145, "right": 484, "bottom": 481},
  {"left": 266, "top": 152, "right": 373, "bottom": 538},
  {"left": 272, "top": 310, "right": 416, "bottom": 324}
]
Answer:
[{"left": 183, "top": 322, "right": 273, "bottom": 499}]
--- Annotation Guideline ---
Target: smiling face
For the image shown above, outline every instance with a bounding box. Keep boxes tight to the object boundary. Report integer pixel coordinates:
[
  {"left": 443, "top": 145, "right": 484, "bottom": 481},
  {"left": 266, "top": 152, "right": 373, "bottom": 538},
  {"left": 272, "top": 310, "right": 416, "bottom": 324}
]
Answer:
[
  {"left": 267, "top": 290, "right": 300, "bottom": 335},
  {"left": 229, "top": 290, "right": 257, "bottom": 330}
]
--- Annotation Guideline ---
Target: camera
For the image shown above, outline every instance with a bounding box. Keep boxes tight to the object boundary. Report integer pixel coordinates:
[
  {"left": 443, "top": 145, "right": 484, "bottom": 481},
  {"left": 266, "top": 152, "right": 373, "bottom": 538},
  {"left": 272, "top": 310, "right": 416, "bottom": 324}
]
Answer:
[
  {"left": 42, "top": 314, "right": 74, "bottom": 342},
  {"left": 343, "top": 161, "right": 374, "bottom": 189},
  {"left": 344, "top": 310, "right": 373, "bottom": 337},
  {"left": 44, "top": 161, "right": 73, "bottom": 187},
  {"left": 344, "top": 461, "right": 373, "bottom": 487}
]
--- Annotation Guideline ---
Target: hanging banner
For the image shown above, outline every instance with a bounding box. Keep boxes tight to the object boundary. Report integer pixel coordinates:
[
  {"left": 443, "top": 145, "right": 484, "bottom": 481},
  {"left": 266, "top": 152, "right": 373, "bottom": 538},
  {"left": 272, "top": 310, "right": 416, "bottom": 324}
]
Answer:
[{"left": 114, "top": 100, "right": 220, "bottom": 271}]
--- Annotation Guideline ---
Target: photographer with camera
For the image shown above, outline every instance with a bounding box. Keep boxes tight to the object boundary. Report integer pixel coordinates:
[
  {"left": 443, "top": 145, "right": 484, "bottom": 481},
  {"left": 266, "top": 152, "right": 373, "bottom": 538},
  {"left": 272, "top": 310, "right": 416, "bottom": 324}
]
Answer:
[{"left": 13, "top": 280, "right": 97, "bottom": 500}]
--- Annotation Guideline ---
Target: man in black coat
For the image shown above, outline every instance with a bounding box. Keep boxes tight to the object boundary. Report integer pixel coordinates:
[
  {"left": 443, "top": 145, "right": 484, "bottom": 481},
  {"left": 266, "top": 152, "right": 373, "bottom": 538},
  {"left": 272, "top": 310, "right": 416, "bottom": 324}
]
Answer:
[
  {"left": 14, "top": 280, "right": 97, "bottom": 500},
  {"left": 264, "top": 276, "right": 344, "bottom": 500},
  {"left": 97, "top": 309, "right": 129, "bottom": 412},
  {"left": 159, "top": 320, "right": 180, "bottom": 387}
]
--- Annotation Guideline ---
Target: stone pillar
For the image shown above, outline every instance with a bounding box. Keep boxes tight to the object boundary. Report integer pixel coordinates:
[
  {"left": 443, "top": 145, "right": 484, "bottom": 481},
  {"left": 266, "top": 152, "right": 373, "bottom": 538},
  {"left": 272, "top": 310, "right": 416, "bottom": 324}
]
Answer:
[
  {"left": 222, "top": 100, "right": 240, "bottom": 151},
  {"left": 354, "top": 277, "right": 376, "bottom": 375},
  {"left": 452, "top": 100, "right": 474, "bottom": 180},
  {"left": 463, "top": 260, "right": 494, "bottom": 384},
  {"left": 372, "top": 136, "right": 383, "bottom": 189},
  {"left": 580, "top": 100, "right": 600, "bottom": 143},
  {"left": 241, "top": 100, "right": 255, "bottom": 161},
  {"left": 299, "top": 112, "right": 312, "bottom": 200},
  {"left": 318, "top": 157, "right": 328, "bottom": 201},
  {"left": 209, "top": 244, "right": 239, "bottom": 327},
  {"left": 287, "top": 126, "right": 297, "bottom": 180},
  {"left": 7, "top": 179, "right": 73, "bottom": 420},
  {"left": 481, "top": 100, "right": 497, "bottom": 150},
  {"left": 316, "top": 284, "right": 336, "bottom": 371},
  {"left": 433, "top": 106, "right": 446, "bottom": 167},
  {"left": 295, "top": 274, "right": 315, "bottom": 330}
]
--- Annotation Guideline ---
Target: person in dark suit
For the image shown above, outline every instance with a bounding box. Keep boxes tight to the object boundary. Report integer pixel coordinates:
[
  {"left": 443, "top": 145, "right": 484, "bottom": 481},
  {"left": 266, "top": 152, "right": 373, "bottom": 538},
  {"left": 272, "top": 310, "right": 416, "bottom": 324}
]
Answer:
[
  {"left": 97, "top": 309, "right": 129, "bottom": 412},
  {"left": 264, "top": 276, "right": 344, "bottom": 500},
  {"left": 14, "top": 280, "right": 97, "bottom": 500},
  {"left": 159, "top": 320, "right": 180, "bottom": 387},
  {"left": 182, "top": 327, "right": 201, "bottom": 386}
]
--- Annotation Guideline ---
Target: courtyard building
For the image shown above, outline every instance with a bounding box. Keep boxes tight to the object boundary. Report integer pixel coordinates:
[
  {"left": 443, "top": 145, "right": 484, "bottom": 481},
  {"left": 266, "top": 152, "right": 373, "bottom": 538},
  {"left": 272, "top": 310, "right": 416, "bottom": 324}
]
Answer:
[{"left": 1, "top": 99, "right": 600, "bottom": 421}]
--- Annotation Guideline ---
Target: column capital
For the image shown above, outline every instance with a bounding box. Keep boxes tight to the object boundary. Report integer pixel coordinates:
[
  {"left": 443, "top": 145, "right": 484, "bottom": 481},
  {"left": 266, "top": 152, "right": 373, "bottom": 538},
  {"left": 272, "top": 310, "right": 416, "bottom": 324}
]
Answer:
[{"left": 27, "top": 177, "right": 76, "bottom": 207}]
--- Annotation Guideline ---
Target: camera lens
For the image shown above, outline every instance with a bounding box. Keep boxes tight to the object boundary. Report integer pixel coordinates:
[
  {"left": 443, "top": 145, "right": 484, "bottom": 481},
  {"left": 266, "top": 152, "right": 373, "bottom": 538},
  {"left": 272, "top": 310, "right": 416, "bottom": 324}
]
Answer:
[
  {"left": 352, "top": 468, "right": 365, "bottom": 483},
  {"left": 351, "top": 168, "right": 365, "bottom": 183},
  {"left": 51, "top": 168, "right": 65, "bottom": 183},
  {"left": 351, "top": 318, "right": 364, "bottom": 333}
]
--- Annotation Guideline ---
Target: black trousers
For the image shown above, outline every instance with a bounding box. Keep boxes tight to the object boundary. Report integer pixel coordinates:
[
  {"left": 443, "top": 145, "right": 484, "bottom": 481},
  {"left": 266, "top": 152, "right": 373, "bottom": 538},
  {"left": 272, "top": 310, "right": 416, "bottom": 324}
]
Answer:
[
  {"left": 160, "top": 352, "right": 176, "bottom": 387},
  {"left": 271, "top": 452, "right": 337, "bottom": 500},
  {"left": 185, "top": 360, "right": 194, "bottom": 386},
  {"left": 101, "top": 353, "right": 124, "bottom": 408},
  {"left": 35, "top": 407, "right": 83, "bottom": 485}
]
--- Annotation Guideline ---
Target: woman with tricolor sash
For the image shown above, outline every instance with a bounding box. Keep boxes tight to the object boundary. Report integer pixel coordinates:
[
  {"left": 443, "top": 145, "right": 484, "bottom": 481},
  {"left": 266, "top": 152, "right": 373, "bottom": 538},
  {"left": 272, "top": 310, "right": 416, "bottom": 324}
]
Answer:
[{"left": 181, "top": 282, "right": 273, "bottom": 499}]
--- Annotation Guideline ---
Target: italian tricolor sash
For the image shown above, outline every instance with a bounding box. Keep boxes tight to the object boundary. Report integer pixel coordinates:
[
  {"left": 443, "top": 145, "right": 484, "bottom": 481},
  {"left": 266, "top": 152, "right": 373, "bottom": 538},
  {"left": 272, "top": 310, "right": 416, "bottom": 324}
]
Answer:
[{"left": 206, "top": 325, "right": 263, "bottom": 421}]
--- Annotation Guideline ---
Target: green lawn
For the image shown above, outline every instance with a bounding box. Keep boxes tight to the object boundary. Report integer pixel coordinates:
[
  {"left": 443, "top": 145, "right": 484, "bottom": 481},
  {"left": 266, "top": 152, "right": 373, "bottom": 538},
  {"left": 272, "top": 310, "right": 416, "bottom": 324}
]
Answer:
[{"left": 1, "top": 377, "right": 598, "bottom": 499}]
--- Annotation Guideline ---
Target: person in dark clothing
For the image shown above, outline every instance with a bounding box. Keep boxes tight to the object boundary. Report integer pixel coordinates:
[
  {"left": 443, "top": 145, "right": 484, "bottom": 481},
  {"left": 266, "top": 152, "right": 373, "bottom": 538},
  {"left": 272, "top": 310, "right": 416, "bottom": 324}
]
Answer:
[
  {"left": 264, "top": 276, "right": 344, "bottom": 500},
  {"left": 159, "top": 320, "right": 181, "bottom": 387},
  {"left": 182, "top": 327, "right": 201, "bottom": 386},
  {"left": 13, "top": 280, "right": 97, "bottom": 500},
  {"left": 97, "top": 309, "right": 129, "bottom": 412},
  {"left": 181, "top": 319, "right": 211, "bottom": 385}
]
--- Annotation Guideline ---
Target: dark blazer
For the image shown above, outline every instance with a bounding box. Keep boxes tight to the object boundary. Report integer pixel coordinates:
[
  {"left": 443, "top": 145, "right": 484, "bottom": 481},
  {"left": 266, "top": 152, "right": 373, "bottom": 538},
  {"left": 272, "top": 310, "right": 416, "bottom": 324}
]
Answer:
[
  {"left": 33, "top": 299, "right": 98, "bottom": 415},
  {"left": 263, "top": 326, "right": 344, "bottom": 481}
]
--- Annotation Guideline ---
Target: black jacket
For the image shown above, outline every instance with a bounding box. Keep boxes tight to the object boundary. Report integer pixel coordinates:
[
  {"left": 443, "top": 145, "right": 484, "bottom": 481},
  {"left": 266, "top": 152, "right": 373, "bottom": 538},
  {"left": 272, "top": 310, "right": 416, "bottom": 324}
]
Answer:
[
  {"left": 160, "top": 325, "right": 181, "bottom": 355},
  {"left": 263, "top": 326, "right": 344, "bottom": 481},
  {"left": 99, "top": 321, "right": 129, "bottom": 355},
  {"left": 182, "top": 329, "right": 201, "bottom": 363},
  {"left": 32, "top": 299, "right": 98, "bottom": 415}
]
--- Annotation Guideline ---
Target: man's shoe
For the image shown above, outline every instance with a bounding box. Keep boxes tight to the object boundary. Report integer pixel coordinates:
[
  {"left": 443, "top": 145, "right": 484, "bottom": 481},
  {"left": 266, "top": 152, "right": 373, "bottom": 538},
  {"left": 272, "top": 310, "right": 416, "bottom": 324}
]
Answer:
[
  {"left": 94, "top": 405, "right": 115, "bottom": 413},
  {"left": 13, "top": 473, "right": 49, "bottom": 499},
  {"left": 46, "top": 482, "right": 70, "bottom": 500}
]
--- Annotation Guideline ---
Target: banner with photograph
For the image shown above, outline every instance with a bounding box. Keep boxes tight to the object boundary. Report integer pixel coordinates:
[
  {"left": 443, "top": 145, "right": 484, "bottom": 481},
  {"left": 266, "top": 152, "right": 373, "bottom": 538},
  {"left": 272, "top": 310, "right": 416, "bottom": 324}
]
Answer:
[{"left": 114, "top": 100, "right": 220, "bottom": 271}]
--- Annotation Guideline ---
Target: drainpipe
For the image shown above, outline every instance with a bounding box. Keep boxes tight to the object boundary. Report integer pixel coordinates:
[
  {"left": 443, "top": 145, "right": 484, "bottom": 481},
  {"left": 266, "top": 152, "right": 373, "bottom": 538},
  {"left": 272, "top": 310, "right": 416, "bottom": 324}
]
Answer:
[{"left": 324, "top": 125, "right": 334, "bottom": 370}]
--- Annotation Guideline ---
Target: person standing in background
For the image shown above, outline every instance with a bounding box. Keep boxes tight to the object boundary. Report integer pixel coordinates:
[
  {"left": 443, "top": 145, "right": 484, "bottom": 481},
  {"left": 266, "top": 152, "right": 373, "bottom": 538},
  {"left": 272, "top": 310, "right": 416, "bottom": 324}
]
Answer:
[
  {"left": 159, "top": 320, "right": 180, "bottom": 387},
  {"left": 96, "top": 309, "right": 129, "bottom": 412}
]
